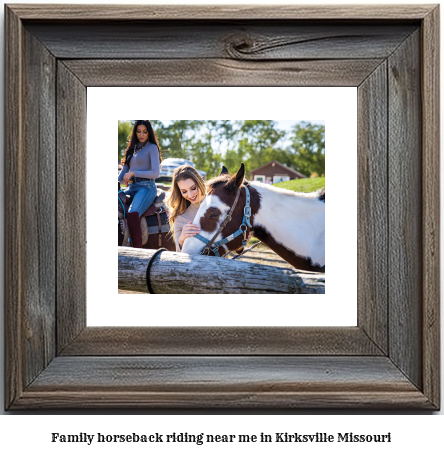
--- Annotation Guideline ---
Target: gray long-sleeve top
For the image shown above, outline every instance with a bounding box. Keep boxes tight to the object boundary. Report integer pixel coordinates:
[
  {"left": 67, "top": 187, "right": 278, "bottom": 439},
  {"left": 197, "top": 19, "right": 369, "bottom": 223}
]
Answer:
[{"left": 118, "top": 143, "right": 160, "bottom": 182}]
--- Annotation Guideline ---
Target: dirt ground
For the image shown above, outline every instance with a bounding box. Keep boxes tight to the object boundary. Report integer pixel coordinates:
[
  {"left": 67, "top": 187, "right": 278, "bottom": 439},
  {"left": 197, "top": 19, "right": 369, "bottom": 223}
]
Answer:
[{"left": 225, "top": 247, "right": 295, "bottom": 269}]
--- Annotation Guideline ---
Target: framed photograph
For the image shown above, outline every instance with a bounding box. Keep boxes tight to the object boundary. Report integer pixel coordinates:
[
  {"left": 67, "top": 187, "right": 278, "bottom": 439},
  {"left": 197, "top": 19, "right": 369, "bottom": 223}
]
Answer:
[
  {"left": 5, "top": 4, "right": 440, "bottom": 409},
  {"left": 95, "top": 89, "right": 356, "bottom": 326}
]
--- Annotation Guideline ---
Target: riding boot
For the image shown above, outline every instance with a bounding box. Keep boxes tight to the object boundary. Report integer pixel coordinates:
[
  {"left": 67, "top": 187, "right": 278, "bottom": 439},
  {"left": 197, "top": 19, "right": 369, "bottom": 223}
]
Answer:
[{"left": 127, "top": 212, "right": 143, "bottom": 248}]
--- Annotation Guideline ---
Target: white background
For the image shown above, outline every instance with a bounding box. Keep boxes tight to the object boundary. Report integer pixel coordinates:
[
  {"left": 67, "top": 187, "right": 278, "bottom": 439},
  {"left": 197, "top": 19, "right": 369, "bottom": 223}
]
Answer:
[
  {"left": 0, "top": 0, "right": 442, "bottom": 452},
  {"left": 88, "top": 87, "right": 357, "bottom": 326}
]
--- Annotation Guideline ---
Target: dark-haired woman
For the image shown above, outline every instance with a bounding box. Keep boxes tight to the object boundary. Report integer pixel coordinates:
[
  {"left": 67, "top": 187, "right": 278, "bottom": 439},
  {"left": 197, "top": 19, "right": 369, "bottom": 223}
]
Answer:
[{"left": 118, "top": 120, "right": 161, "bottom": 248}]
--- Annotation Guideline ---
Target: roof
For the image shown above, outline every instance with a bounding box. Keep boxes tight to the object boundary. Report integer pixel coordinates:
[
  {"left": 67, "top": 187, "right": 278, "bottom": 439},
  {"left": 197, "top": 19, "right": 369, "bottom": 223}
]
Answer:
[{"left": 250, "top": 161, "right": 307, "bottom": 179}]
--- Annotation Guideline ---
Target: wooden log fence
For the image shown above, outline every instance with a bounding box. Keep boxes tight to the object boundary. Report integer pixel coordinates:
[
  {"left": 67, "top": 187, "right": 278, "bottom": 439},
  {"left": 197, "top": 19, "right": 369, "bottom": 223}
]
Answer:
[{"left": 118, "top": 247, "right": 325, "bottom": 294}]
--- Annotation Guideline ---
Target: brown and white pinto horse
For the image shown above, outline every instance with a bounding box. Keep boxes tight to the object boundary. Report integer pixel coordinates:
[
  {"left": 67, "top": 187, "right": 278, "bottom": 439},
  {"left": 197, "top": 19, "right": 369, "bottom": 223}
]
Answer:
[{"left": 182, "top": 163, "right": 325, "bottom": 272}]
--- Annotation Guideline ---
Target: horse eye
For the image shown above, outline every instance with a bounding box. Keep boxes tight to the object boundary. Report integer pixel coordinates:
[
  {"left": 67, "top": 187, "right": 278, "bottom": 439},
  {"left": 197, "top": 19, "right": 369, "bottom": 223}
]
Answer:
[{"left": 209, "top": 213, "right": 219, "bottom": 219}]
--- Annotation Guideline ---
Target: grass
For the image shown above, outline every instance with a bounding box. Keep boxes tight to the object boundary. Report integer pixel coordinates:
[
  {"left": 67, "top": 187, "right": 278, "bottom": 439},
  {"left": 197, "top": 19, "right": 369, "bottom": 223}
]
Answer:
[{"left": 273, "top": 176, "right": 325, "bottom": 193}]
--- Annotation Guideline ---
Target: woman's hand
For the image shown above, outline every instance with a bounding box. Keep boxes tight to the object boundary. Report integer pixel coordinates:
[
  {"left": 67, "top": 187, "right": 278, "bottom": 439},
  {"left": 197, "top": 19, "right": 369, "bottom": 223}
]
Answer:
[
  {"left": 179, "top": 221, "right": 201, "bottom": 249},
  {"left": 123, "top": 171, "right": 135, "bottom": 185}
]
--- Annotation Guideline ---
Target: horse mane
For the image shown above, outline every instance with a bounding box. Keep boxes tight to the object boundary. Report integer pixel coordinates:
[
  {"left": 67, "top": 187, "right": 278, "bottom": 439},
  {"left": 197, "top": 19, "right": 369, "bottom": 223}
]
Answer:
[
  {"left": 207, "top": 174, "right": 231, "bottom": 190},
  {"left": 207, "top": 174, "right": 251, "bottom": 192}
]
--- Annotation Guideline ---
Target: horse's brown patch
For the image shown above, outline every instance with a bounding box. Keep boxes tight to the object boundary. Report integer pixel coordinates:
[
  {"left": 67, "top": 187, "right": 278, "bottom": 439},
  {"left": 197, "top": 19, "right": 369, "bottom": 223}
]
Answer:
[
  {"left": 199, "top": 206, "right": 222, "bottom": 233},
  {"left": 207, "top": 174, "right": 232, "bottom": 191}
]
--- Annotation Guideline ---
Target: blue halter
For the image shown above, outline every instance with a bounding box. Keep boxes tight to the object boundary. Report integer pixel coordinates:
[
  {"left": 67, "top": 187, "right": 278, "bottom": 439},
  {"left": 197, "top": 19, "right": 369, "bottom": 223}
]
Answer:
[{"left": 195, "top": 185, "right": 252, "bottom": 257}]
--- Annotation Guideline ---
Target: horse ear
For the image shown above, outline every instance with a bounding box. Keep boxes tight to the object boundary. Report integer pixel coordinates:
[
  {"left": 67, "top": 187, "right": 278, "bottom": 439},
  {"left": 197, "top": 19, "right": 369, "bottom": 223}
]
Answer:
[
  {"left": 233, "top": 163, "right": 245, "bottom": 188},
  {"left": 220, "top": 165, "right": 229, "bottom": 176}
]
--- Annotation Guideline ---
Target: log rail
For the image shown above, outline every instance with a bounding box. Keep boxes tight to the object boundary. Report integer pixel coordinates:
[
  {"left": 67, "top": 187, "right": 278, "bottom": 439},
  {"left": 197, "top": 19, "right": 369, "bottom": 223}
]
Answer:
[{"left": 118, "top": 247, "right": 325, "bottom": 294}]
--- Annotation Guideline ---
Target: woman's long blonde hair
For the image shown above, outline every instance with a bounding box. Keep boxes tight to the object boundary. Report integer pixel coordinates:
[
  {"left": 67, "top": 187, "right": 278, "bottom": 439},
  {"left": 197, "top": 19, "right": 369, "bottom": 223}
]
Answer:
[{"left": 166, "top": 165, "right": 207, "bottom": 240}]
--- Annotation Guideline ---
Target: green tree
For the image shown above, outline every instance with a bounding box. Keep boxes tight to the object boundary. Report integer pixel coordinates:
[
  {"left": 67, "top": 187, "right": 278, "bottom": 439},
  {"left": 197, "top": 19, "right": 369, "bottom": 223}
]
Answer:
[
  {"left": 225, "top": 120, "right": 285, "bottom": 175},
  {"left": 118, "top": 120, "right": 132, "bottom": 162},
  {"left": 156, "top": 120, "right": 206, "bottom": 159},
  {"left": 289, "top": 122, "right": 325, "bottom": 177},
  {"left": 155, "top": 120, "right": 230, "bottom": 178}
]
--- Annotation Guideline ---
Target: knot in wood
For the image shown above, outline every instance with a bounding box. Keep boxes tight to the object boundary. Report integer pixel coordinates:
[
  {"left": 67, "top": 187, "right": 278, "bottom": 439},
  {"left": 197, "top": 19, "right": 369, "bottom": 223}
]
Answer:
[{"left": 224, "top": 33, "right": 255, "bottom": 59}]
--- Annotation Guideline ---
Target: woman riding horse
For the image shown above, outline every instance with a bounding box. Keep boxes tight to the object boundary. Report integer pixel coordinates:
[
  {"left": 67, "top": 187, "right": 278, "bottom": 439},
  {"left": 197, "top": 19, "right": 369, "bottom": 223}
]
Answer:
[{"left": 118, "top": 120, "right": 161, "bottom": 248}]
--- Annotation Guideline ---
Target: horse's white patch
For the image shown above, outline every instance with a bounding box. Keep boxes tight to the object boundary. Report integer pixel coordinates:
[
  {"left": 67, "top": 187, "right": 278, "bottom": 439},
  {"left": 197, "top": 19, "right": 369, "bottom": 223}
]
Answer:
[
  {"left": 182, "top": 194, "right": 230, "bottom": 255},
  {"left": 251, "top": 181, "right": 325, "bottom": 267}
]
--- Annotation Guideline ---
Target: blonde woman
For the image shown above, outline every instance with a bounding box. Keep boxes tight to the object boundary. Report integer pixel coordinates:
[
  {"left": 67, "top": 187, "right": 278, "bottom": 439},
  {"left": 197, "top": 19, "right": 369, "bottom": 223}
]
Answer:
[{"left": 166, "top": 165, "right": 207, "bottom": 251}]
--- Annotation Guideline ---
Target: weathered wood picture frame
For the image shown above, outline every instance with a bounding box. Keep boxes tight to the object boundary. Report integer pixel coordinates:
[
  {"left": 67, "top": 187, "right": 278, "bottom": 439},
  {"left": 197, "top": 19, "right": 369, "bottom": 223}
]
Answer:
[{"left": 5, "top": 4, "right": 440, "bottom": 409}]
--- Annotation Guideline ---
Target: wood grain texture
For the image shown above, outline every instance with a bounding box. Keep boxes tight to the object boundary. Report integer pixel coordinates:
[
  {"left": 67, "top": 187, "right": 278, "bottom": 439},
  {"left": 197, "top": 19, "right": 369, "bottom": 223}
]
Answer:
[
  {"left": 15, "top": 390, "right": 434, "bottom": 410},
  {"left": 421, "top": 6, "right": 440, "bottom": 409},
  {"left": 27, "top": 356, "right": 418, "bottom": 391},
  {"left": 20, "top": 28, "right": 57, "bottom": 388},
  {"left": 13, "top": 356, "right": 433, "bottom": 409},
  {"left": 7, "top": 4, "right": 435, "bottom": 20},
  {"left": 64, "top": 59, "right": 384, "bottom": 87},
  {"left": 56, "top": 62, "right": 87, "bottom": 354},
  {"left": 119, "top": 247, "right": 325, "bottom": 294},
  {"left": 357, "top": 62, "right": 388, "bottom": 354},
  {"left": 61, "top": 327, "right": 382, "bottom": 356},
  {"left": 388, "top": 31, "right": 422, "bottom": 389},
  {"left": 5, "top": 5, "right": 24, "bottom": 410},
  {"left": 26, "top": 22, "right": 416, "bottom": 60}
]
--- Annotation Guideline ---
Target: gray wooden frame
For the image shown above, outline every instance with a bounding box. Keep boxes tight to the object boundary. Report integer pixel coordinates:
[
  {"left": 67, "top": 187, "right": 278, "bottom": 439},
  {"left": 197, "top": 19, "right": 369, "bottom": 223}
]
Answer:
[{"left": 4, "top": 4, "right": 440, "bottom": 410}]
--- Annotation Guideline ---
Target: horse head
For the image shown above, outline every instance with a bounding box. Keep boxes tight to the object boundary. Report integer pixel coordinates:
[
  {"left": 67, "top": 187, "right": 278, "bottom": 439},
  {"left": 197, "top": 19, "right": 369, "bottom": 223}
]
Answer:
[{"left": 182, "top": 163, "right": 259, "bottom": 256}]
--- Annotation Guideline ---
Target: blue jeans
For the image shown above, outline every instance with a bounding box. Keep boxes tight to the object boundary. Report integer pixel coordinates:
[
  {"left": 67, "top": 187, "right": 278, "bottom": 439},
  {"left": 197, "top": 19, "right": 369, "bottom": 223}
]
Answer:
[{"left": 124, "top": 181, "right": 157, "bottom": 216}]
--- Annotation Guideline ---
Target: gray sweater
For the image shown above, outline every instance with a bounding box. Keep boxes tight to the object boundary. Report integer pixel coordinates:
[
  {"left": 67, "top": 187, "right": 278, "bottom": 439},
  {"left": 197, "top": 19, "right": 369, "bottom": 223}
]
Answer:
[{"left": 118, "top": 143, "right": 160, "bottom": 182}]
